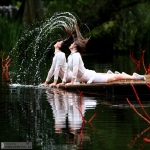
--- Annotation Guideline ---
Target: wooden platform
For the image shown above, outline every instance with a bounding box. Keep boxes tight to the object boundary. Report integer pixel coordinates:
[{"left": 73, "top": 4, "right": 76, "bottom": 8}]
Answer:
[{"left": 59, "top": 75, "right": 150, "bottom": 96}]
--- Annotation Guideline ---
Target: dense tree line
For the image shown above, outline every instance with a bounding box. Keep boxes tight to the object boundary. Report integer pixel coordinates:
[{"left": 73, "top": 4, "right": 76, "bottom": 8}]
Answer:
[{"left": 1, "top": 0, "right": 150, "bottom": 55}]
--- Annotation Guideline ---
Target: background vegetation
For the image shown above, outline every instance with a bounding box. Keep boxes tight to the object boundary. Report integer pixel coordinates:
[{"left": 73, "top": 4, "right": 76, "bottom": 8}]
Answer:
[{"left": 1, "top": 0, "right": 150, "bottom": 56}]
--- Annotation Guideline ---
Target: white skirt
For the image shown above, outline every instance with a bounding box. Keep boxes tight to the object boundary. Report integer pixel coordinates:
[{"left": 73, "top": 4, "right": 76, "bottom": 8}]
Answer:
[{"left": 79, "top": 69, "right": 108, "bottom": 83}]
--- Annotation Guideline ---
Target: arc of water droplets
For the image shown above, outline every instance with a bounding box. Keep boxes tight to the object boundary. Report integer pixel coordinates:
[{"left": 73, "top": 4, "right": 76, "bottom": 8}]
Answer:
[
  {"left": 33, "top": 12, "right": 78, "bottom": 84},
  {"left": 11, "top": 12, "right": 80, "bottom": 85}
]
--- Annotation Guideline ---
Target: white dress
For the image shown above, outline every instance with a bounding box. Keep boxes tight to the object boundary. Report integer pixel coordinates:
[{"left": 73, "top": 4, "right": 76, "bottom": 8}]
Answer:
[
  {"left": 46, "top": 50, "right": 72, "bottom": 83},
  {"left": 63, "top": 51, "right": 108, "bottom": 83}
]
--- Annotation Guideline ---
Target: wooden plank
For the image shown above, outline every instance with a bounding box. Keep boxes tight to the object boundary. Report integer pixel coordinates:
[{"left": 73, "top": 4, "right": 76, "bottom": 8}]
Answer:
[{"left": 59, "top": 75, "right": 150, "bottom": 95}]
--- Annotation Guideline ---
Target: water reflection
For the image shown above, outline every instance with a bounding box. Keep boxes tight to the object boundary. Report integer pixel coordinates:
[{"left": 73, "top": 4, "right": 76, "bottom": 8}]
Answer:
[
  {"left": 46, "top": 88, "right": 97, "bottom": 147},
  {"left": 1, "top": 84, "right": 150, "bottom": 149},
  {"left": 127, "top": 126, "right": 150, "bottom": 150},
  {"left": 126, "top": 84, "right": 150, "bottom": 149},
  {"left": 1, "top": 51, "right": 150, "bottom": 149}
]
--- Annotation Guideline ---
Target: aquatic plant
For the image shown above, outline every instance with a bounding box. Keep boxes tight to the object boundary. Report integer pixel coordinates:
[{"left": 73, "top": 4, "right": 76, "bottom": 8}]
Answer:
[
  {"left": 130, "top": 49, "right": 149, "bottom": 75},
  {"left": 76, "top": 90, "right": 97, "bottom": 124},
  {"left": 126, "top": 84, "right": 150, "bottom": 123},
  {"left": 127, "top": 126, "right": 150, "bottom": 149},
  {"left": 2, "top": 52, "right": 12, "bottom": 85},
  {"left": 75, "top": 90, "right": 97, "bottom": 145},
  {"left": 126, "top": 83, "right": 150, "bottom": 149}
]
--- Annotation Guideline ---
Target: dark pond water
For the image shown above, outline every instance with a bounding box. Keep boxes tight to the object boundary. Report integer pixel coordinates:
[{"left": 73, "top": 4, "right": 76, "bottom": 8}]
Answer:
[{"left": 1, "top": 54, "right": 150, "bottom": 150}]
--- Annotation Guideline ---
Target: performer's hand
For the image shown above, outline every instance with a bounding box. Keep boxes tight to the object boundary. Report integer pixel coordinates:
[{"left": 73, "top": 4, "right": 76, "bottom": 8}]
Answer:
[
  {"left": 56, "top": 82, "right": 65, "bottom": 88},
  {"left": 49, "top": 82, "right": 56, "bottom": 87},
  {"left": 39, "top": 82, "right": 49, "bottom": 87},
  {"left": 65, "top": 82, "right": 73, "bottom": 87}
]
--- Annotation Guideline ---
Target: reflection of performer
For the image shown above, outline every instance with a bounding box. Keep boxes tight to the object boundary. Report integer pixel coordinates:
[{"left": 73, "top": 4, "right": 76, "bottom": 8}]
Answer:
[
  {"left": 46, "top": 88, "right": 97, "bottom": 135},
  {"left": 46, "top": 88, "right": 67, "bottom": 133}
]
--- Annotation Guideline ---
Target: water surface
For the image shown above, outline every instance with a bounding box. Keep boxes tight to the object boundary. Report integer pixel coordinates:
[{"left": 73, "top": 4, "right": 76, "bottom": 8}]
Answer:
[{"left": 1, "top": 54, "right": 150, "bottom": 150}]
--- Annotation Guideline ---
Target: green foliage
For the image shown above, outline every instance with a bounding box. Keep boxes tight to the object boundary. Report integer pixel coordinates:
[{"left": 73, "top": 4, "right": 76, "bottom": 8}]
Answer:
[
  {"left": 0, "top": 18, "right": 22, "bottom": 56},
  {"left": 90, "top": 21, "right": 116, "bottom": 39},
  {"left": 1, "top": 0, "right": 150, "bottom": 54},
  {"left": 43, "top": 0, "right": 100, "bottom": 26},
  {"left": 12, "top": 0, "right": 22, "bottom": 7},
  {"left": 112, "top": 2, "right": 150, "bottom": 51},
  {"left": 42, "top": 0, "right": 150, "bottom": 52}
]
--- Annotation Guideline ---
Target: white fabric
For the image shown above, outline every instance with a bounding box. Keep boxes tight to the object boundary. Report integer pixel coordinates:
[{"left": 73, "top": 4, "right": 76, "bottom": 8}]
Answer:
[
  {"left": 46, "top": 50, "right": 72, "bottom": 82},
  {"left": 67, "top": 52, "right": 86, "bottom": 79},
  {"left": 65, "top": 51, "right": 108, "bottom": 83},
  {"left": 79, "top": 69, "right": 96, "bottom": 83},
  {"left": 46, "top": 89, "right": 97, "bottom": 131},
  {"left": 92, "top": 73, "right": 108, "bottom": 83}
]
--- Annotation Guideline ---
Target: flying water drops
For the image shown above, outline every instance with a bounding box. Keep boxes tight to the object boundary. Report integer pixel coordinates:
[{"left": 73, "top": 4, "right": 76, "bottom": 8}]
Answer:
[{"left": 10, "top": 12, "right": 78, "bottom": 85}]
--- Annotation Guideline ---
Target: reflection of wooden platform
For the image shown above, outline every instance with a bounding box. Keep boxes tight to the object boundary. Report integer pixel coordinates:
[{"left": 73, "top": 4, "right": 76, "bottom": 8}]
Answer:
[{"left": 60, "top": 75, "right": 150, "bottom": 96}]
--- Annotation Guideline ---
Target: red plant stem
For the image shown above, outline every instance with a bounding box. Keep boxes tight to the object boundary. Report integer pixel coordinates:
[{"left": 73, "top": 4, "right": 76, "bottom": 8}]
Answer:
[
  {"left": 77, "top": 89, "right": 83, "bottom": 96},
  {"left": 130, "top": 53, "right": 141, "bottom": 71},
  {"left": 140, "top": 127, "right": 150, "bottom": 137},
  {"left": 127, "top": 127, "right": 150, "bottom": 148},
  {"left": 126, "top": 98, "right": 150, "bottom": 124},
  {"left": 130, "top": 84, "right": 150, "bottom": 120},
  {"left": 131, "top": 65, "right": 140, "bottom": 75},
  {"left": 143, "top": 138, "right": 150, "bottom": 143},
  {"left": 77, "top": 89, "right": 83, "bottom": 107},
  {"left": 2, "top": 52, "right": 5, "bottom": 69},
  {"left": 6, "top": 58, "right": 12, "bottom": 67},
  {"left": 146, "top": 83, "right": 150, "bottom": 89},
  {"left": 88, "top": 112, "right": 97, "bottom": 123},
  {"left": 2, "top": 52, "right": 5, "bottom": 59},
  {"left": 143, "top": 132, "right": 150, "bottom": 143},
  {"left": 130, "top": 52, "right": 140, "bottom": 65},
  {"left": 88, "top": 121, "right": 97, "bottom": 131},
  {"left": 147, "top": 64, "right": 150, "bottom": 74},
  {"left": 77, "top": 90, "right": 84, "bottom": 123},
  {"left": 141, "top": 49, "right": 147, "bottom": 74},
  {"left": 76, "top": 106, "right": 85, "bottom": 122},
  {"left": 2, "top": 52, "right": 12, "bottom": 71},
  {"left": 79, "top": 121, "right": 85, "bottom": 145}
]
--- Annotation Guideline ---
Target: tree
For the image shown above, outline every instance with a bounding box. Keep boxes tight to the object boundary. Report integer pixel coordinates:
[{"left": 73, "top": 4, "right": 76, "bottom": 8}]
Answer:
[{"left": 22, "top": 0, "right": 44, "bottom": 25}]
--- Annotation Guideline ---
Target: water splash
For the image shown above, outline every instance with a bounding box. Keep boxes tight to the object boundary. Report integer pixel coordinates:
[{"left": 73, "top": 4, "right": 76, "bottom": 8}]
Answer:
[{"left": 10, "top": 12, "right": 87, "bottom": 85}]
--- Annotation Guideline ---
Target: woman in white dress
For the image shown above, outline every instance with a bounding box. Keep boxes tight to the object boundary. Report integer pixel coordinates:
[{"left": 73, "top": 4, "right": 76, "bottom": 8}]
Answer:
[
  {"left": 41, "top": 40, "right": 73, "bottom": 87},
  {"left": 61, "top": 40, "right": 146, "bottom": 86}
]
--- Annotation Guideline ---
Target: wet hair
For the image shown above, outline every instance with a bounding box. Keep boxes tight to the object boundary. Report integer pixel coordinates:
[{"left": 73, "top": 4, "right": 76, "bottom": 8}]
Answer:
[
  {"left": 60, "top": 21, "right": 89, "bottom": 53},
  {"left": 74, "top": 40, "right": 86, "bottom": 53},
  {"left": 59, "top": 25, "right": 74, "bottom": 52},
  {"left": 59, "top": 36, "right": 74, "bottom": 52},
  {"left": 72, "top": 21, "right": 89, "bottom": 53}
]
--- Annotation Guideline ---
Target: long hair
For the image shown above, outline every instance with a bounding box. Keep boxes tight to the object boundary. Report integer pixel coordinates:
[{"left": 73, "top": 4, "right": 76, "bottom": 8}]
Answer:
[
  {"left": 73, "top": 40, "right": 86, "bottom": 53},
  {"left": 72, "top": 21, "right": 89, "bottom": 53},
  {"left": 59, "top": 26, "right": 74, "bottom": 52},
  {"left": 60, "top": 20, "right": 89, "bottom": 53}
]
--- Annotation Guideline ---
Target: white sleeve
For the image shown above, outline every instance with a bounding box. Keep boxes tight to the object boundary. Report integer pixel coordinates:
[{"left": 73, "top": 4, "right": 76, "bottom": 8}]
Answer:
[
  {"left": 46, "top": 66, "right": 54, "bottom": 82},
  {"left": 62, "top": 63, "right": 68, "bottom": 82},
  {"left": 54, "top": 54, "right": 65, "bottom": 80},
  {"left": 72, "top": 54, "right": 80, "bottom": 79},
  {"left": 54, "top": 65, "right": 61, "bottom": 80}
]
